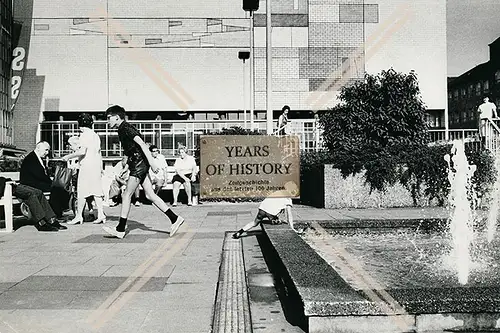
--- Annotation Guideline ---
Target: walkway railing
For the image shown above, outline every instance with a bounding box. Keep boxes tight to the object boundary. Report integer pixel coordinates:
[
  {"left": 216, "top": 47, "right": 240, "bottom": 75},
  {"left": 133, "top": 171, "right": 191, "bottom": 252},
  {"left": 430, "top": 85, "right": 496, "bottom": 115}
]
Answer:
[
  {"left": 427, "top": 129, "right": 479, "bottom": 143},
  {"left": 39, "top": 119, "right": 323, "bottom": 159}
]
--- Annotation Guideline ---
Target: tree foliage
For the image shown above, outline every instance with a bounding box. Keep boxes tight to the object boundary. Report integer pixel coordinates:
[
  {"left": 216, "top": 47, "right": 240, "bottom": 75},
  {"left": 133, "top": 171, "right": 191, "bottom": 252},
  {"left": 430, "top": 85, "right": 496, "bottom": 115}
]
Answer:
[{"left": 319, "top": 69, "right": 429, "bottom": 192}]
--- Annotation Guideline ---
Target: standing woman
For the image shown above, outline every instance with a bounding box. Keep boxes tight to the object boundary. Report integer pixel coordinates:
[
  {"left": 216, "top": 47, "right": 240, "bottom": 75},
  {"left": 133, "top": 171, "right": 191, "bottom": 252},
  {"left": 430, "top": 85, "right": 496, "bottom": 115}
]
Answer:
[{"left": 62, "top": 113, "right": 106, "bottom": 224}]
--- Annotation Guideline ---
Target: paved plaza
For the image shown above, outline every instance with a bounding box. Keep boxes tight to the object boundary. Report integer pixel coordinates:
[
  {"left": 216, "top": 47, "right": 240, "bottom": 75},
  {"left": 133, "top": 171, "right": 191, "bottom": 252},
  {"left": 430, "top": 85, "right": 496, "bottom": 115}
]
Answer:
[{"left": 0, "top": 203, "right": 451, "bottom": 333}]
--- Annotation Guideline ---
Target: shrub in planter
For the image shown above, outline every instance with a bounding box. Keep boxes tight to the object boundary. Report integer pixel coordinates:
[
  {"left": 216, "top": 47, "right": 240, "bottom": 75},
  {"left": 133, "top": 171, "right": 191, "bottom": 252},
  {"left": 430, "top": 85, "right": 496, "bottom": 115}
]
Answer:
[{"left": 400, "top": 144, "right": 496, "bottom": 206}]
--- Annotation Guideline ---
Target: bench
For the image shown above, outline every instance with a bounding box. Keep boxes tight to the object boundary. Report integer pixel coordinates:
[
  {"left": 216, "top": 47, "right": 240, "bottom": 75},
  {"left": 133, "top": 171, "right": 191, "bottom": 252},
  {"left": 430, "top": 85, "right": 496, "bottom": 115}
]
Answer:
[{"left": 0, "top": 172, "right": 51, "bottom": 233}]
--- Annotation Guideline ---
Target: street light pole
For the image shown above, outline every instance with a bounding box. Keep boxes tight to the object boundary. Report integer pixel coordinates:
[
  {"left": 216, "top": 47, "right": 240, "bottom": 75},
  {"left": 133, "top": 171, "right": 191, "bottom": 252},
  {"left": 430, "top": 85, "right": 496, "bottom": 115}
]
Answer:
[
  {"left": 250, "top": 11, "right": 255, "bottom": 131},
  {"left": 238, "top": 51, "right": 250, "bottom": 129},
  {"left": 243, "top": 59, "right": 247, "bottom": 128},
  {"left": 266, "top": 0, "right": 272, "bottom": 135}
]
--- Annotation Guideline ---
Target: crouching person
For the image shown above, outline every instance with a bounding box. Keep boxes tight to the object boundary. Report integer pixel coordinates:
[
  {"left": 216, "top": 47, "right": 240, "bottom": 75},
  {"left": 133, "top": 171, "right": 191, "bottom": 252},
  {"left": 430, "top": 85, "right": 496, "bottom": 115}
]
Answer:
[{"left": 232, "top": 196, "right": 295, "bottom": 239}]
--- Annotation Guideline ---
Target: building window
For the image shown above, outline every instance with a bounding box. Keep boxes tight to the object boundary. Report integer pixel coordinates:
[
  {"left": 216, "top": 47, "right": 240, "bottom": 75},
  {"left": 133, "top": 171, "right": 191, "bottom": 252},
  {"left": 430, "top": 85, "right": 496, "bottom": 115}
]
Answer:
[
  {"left": 461, "top": 88, "right": 466, "bottom": 96},
  {"left": 468, "top": 85, "right": 474, "bottom": 95},
  {"left": 448, "top": 92, "right": 452, "bottom": 99},
  {"left": 453, "top": 90, "right": 459, "bottom": 98},
  {"left": 483, "top": 80, "right": 489, "bottom": 92},
  {"left": 495, "top": 70, "right": 500, "bottom": 83},
  {"left": 476, "top": 82, "right": 481, "bottom": 96}
]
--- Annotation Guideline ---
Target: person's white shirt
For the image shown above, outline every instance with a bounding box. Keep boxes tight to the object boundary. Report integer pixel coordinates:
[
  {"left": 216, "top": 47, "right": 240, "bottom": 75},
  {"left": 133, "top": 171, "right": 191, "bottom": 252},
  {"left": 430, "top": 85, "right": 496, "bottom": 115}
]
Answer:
[
  {"left": 149, "top": 154, "right": 168, "bottom": 180},
  {"left": 259, "top": 197, "right": 293, "bottom": 216},
  {"left": 478, "top": 101, "right": 497, "bottom": 119},
  {"left": 174, "top": 154, "right": 197, "bottom": 175}
]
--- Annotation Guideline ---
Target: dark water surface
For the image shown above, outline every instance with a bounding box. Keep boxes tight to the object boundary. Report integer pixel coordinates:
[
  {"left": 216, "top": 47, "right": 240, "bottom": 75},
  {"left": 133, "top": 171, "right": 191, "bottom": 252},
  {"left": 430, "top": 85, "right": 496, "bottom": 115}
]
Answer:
[{"left": 303, "top": 224, "right": 500, "bottom": 289}]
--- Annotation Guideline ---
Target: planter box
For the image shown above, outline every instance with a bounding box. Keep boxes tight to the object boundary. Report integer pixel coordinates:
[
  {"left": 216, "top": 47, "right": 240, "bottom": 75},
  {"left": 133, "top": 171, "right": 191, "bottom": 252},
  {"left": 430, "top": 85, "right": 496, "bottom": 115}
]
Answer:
[{"left": 323, "top": 165, "right": 440, "bottom": 209}]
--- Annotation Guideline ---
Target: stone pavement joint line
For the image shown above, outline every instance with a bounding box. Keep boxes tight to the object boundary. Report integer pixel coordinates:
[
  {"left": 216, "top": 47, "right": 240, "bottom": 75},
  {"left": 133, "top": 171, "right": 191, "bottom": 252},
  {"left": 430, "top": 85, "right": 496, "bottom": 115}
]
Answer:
[{"left": 212, "top": 233, "right": 252, "bottom": 333}]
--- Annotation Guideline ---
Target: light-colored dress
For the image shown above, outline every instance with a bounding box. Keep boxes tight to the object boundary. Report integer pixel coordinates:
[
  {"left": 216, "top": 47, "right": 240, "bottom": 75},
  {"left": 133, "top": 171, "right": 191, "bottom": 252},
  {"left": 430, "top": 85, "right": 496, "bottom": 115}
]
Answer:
[{"left": 78, "top": 128, "right": 103, "bottom": 198}]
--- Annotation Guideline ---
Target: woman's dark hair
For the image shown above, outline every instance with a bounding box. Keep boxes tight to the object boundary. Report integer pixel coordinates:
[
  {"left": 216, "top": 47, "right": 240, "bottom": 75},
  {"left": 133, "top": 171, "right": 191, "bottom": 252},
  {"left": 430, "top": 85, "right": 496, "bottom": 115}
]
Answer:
[
  {"left": 78, "top": 113, "right": 94, "bottom": 128},
  {"left": 282, "top": 105, "right": 290, "bottom": 112},
  {"left": 106, "top": 105, "right": 126, "bottom": 119}
]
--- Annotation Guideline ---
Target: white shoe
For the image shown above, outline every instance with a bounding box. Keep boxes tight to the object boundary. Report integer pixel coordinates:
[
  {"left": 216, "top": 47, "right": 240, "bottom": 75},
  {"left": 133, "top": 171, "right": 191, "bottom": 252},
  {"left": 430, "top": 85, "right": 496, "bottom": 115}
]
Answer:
[
  {"left": 170, "top": 216, "right": 185, "bottom": 237},
  {"left": 92, "top": 216, "right": 106, "bottom": 224},
  {"left": 135, "top": 202, "right": 141, "bottom": 207},
  {"left": 103, "top": 226, "right": 125, "bottom": 239}
]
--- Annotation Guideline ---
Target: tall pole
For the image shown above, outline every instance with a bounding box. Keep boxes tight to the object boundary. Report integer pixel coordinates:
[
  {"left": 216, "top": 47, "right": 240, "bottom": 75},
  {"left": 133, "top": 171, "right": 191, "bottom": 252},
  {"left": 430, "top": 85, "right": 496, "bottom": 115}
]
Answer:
[
  {"left": 266, "top": 0, "right": 273, "bottom": 135},
  {"left": 243, "top": 60, "right": 247, "bottom": 128},
  {"left": 250, "top": 11, "right": 255, "bottom": 131}
]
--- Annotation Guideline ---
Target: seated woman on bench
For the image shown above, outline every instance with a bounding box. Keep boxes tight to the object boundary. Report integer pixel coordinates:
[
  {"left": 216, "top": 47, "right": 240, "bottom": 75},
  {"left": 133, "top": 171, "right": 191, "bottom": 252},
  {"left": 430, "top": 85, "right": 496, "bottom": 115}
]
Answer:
[{"left": 172, "top": 146, "right": 197, "bottom": 206}]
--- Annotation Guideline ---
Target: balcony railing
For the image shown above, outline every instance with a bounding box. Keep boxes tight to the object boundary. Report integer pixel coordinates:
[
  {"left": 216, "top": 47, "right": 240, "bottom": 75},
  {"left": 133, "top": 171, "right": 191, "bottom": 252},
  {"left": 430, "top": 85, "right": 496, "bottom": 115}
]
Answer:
[
  {"left": 39, "top": 119, "right": 323, "bottom": 160},
  {"left": 427, "top": 129, "right": 479, "bottom": 143}
]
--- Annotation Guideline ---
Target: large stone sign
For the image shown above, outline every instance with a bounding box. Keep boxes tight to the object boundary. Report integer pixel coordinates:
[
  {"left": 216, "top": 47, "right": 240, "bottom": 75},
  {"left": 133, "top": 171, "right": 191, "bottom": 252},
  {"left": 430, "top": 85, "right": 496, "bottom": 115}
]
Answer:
[{"left": 200, "top": 135, "right": 300, "bottom": 198}]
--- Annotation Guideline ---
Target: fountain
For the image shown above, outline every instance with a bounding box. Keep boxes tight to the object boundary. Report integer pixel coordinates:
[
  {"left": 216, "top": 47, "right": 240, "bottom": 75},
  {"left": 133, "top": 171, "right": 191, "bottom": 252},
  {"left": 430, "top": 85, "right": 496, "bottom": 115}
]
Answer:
[
  {"left": 259, "top": 140, "right": 500, "bottom": 332},
  {"left": 444, "top": 140, "right": 477, "bottom": 285}
]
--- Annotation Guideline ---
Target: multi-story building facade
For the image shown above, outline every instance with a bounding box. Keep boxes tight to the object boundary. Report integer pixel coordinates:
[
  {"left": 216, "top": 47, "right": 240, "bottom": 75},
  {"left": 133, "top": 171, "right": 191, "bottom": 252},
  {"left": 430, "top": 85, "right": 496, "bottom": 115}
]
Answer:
[
  {"left": 12, "top": 0, "right": 447, "bottom": 152},
  {"left": 448, "top": 37, "right": 500, "bottom": 129},
  {"left": 1, "top": 0, "right": 14, "bottom": 148}
]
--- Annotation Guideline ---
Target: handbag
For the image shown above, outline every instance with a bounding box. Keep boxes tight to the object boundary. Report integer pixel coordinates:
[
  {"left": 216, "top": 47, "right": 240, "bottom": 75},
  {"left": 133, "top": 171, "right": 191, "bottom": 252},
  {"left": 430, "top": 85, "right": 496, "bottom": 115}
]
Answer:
[{"left": 52, "top": 165, "right": 72, "bottom": 192}]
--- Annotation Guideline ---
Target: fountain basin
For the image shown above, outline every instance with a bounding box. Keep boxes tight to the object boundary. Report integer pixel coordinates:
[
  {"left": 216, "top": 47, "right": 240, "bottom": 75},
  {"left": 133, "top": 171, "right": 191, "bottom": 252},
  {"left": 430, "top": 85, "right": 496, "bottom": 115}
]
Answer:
[{"left": 261, "top": 219, "right": 500, "bottom": 333}]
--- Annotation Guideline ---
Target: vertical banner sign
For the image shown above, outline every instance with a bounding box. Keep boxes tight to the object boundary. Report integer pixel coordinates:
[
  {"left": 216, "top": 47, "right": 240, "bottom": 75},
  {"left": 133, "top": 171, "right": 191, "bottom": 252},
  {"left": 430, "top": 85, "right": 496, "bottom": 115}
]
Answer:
[
  {"left": 200, "top": 135, "right": 300, "bottom": 198},
  {"left": 11, "top": 0, "right": 34, "bottom": 112}
]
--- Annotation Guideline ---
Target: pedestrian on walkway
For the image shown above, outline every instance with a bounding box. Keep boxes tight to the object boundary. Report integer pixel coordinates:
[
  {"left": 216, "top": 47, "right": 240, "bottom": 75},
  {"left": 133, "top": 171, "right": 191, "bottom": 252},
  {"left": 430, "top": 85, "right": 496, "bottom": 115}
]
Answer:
[
  {"left": 102, "top": 105, "right": 184, "bottom": 239},
  {"left": 62, "top": 113, "right": 106, "bottom": 225},
  {"left": 277, "top": 105, "right": 290, "bottom": 135},
  {"left": 232, "top": 196, "right": 295, "bottom": 239}
]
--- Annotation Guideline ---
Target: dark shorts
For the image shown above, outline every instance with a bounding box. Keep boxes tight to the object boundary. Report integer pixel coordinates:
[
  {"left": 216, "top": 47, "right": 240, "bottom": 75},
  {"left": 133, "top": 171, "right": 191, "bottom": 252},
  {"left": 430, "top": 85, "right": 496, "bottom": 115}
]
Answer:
[
  {"left": 128, "top": 154, "right": 149, "bottom": 183},
  {"left": 256, "top": 209, "right": 280, "bottom": 224},
  {"left": 172, "top": 173, "right": 192, "bottom": 184}
]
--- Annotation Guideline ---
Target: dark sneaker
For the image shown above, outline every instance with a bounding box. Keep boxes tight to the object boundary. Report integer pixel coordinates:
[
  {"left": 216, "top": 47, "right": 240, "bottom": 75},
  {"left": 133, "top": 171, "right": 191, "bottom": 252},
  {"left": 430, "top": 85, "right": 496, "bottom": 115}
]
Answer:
[
  {"left": 103, "top": 226, "right": 125, "bottom": 239},
  {"left": 170, "top": 216, "right": 185, "bottom": 237},
  {"left": 232, "top": 230, "right": 244, "bottom": 239},
  {"left": 50, "top": 218, "right": 68, "bottom": 230},
  {"left": 35, "top": 223, "right": 59, "bottom": 232}
]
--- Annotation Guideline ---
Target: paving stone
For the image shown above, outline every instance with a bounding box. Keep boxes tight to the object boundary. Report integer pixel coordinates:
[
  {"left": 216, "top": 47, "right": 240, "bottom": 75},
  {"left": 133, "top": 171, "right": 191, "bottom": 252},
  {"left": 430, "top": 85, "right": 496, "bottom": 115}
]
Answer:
[
  {"left": 34, "top": 265, "right": 112, "bottom": 277},
  {"left": 101, "top": 264, "right": 175, "bottom": 278},
  {"left": 74, "top": 234, "right": 152, "bottom": 244},
  {"left": 139, "top": 308, "right": 213, "bottom": 333},
  {"left": 207, "top": 211, "right": 252, "bottom": 216},
  {"left": 0, "top": 282, "right": 15, "bottom": 294},
  {"left": 0, "top": 290, "right": 80, "bottom": 309},
  {"left": 0, "top": 264, "right": 48, "bottom": 283}
]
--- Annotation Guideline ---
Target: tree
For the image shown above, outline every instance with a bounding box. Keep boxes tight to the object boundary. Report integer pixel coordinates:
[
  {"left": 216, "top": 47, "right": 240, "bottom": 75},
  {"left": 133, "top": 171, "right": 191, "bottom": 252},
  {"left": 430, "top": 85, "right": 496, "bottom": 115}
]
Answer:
[{"left": 319, "top": 69, "right": 429, "bottom": 192}]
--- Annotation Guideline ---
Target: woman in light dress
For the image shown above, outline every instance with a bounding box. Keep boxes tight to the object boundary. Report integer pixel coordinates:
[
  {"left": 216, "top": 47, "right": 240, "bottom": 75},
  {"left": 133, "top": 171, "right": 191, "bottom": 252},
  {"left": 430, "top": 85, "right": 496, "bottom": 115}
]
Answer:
[{"left": 62, "top": 113, "right": 106, "bottom": 224}]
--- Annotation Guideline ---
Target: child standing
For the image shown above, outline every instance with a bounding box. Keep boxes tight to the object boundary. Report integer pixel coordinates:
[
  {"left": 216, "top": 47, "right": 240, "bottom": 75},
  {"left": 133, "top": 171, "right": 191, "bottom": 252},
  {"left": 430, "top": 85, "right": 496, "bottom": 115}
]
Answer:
[{"left": 102, "top": 105, "right": 184, "bottom": 239}]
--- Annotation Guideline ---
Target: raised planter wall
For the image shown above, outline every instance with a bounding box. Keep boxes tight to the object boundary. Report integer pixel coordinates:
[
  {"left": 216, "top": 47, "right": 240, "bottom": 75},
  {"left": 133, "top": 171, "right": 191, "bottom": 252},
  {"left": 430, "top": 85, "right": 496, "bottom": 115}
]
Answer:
[{"left": 323, "top": 165, "right": 439, "bottom": 209}]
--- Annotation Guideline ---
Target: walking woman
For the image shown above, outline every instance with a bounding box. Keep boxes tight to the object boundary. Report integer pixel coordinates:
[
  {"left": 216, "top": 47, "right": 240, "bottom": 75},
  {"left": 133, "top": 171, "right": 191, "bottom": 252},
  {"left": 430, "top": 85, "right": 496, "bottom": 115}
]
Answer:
[{"left": 62, "top": 113, "right": 106, "bottom": 224}]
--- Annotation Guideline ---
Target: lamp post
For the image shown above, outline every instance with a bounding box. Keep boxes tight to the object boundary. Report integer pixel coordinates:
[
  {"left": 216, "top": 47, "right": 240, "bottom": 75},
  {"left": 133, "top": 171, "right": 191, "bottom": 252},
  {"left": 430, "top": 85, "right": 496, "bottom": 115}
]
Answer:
[
  {"left": 265, "top": 0, "right": 272, "bottom": 134},
  {"left": 238, "top": 51, "right": 250, "bottom": 128},
  {"left": 242, "top": 0, "right": 260, "bottom": 131}
]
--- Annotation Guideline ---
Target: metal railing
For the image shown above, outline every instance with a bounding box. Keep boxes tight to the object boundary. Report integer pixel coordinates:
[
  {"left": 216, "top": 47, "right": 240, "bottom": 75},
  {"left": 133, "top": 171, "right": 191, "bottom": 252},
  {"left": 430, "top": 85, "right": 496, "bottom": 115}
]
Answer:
[
  {"left": 39, "top": 119, "right": 323, "bottom": 160},
  {"left": 427, "top": 129, "right": 479, "bottom": 143}
]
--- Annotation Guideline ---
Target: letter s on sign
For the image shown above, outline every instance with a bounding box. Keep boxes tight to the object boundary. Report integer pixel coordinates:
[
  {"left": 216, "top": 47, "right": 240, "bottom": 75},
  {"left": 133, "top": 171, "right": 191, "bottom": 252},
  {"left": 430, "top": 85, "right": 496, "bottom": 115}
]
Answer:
[
  {"left": 11, "top": 77, "right": 21, "bottom": 99},
  {"left": 12, "top": 47, "right": 26, "bottom": 71}
]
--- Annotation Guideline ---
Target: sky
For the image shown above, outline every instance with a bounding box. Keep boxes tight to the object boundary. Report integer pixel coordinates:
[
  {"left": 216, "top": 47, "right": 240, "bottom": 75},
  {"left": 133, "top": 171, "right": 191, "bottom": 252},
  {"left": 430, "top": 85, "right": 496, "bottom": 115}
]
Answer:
[{"left": 447, "top": 0, "right": 500, "bottom": 77}]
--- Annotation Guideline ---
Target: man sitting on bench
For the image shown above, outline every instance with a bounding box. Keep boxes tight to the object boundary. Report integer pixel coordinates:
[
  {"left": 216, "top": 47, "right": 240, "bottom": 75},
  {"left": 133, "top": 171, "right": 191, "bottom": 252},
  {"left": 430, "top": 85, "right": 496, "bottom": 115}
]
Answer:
[{"left": 20, "top": 141, "right": 70, "bottom": 219}]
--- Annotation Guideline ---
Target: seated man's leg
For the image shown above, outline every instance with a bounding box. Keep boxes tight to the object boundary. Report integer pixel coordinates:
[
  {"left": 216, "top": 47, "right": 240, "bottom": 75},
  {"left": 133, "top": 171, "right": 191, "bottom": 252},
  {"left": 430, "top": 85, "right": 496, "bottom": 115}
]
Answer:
[
  {"left": 14, "top": 184, "right": 58, "bottom": 231},
  {"left": 50, "top": 186, "right": 70, "bottom": 218}
]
